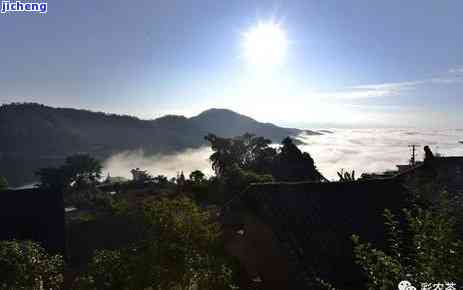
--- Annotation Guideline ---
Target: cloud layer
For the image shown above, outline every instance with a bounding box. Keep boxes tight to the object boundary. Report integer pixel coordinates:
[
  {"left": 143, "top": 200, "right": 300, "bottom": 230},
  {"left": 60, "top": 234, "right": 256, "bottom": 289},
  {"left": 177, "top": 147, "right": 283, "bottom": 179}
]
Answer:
[
  {"left": 298, "top": 129, "right": 463, "bottom": 179},
  {"left": 103, "top": 147, "right": 214, "bottom": 180},
  {"left": 103, "top": 129, "right": 463, "bottom": 181}
]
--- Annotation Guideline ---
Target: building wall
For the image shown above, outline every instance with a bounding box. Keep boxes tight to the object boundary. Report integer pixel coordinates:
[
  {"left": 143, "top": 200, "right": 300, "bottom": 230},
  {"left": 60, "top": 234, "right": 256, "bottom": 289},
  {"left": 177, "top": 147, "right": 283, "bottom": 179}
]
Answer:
[
  {"left": 0, "top": 188, "right": 65, "bottom": 254},
  {"left": 222, "top": 211, "right": 292, "bottom": 290}
]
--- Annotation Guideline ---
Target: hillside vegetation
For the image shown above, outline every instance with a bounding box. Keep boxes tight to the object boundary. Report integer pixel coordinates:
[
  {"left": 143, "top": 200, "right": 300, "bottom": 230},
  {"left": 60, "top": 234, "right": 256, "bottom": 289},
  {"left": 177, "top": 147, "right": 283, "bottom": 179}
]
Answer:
[{"left": 0, "top": 103, "right": 311, "bottom": 186}]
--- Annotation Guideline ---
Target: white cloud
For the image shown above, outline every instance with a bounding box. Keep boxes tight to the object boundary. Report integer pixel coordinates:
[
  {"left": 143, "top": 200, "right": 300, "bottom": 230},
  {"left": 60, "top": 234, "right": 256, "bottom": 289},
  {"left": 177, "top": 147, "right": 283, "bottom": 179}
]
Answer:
[
  {"left": 297, "top": 128, "right": 463, "bottom": 180},
  {"left": 449, "top": 67, "right": 463, "bottom": 74},
  {"left": 103, "top": 129, "right": 463, "bottom": 182},
  {"left": 315, "top": 67, "right": 463, "bottom": 100},
  {"left": 315, "top": 80, "right": 422, "bottom": 100},
  {"left": 103, "top": 147, "right": 214, "bottom": 180}
]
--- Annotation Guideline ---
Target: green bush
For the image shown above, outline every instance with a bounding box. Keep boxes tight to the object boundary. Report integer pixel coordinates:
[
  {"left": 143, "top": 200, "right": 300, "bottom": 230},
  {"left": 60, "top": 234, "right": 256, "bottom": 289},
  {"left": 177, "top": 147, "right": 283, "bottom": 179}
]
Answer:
[
  {"left": 0, "top": 240, "right": 64, "bottom": 290},
  {"left": 352, "top": 192, "right": 463, "bottom": 290},
  {"left": 76, "top": 197, "right": 239, "bottom": 290}
]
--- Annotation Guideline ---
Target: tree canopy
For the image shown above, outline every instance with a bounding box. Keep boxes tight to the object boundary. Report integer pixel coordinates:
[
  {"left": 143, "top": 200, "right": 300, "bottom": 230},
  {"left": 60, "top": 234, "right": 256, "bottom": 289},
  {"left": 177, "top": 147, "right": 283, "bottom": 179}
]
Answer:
[
  {"left": 205, "top": 133, "right": 325, "bottom": 182},
  {"left": 76, "top": 197, "right": 239, "bottom": 290},
  {"left": 36, "top": 154, "right": 102, "bottom": 191},
  {"left": 189, "top": 170, "right": 206, "bottom": 184},
  {"left": 64, "top": 154, "right": 102, "bottom": 185},
  {"left": 273, "top": 137, "right": 325, "bottom": 182}
]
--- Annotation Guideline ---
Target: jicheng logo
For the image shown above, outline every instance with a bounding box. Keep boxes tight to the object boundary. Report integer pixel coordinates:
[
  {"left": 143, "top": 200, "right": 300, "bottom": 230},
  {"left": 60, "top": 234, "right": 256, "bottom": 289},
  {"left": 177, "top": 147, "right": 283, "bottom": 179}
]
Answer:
[{"left": 1, "top": 1, "right": 48, "bottom": 14}]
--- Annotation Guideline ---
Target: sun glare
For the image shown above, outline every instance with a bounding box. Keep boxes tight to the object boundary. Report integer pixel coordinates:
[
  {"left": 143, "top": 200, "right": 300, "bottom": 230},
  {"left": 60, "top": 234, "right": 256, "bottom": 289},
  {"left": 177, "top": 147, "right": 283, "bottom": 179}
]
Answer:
[{"left": 242, "top": 21, "right": 288, "bottom": 69}]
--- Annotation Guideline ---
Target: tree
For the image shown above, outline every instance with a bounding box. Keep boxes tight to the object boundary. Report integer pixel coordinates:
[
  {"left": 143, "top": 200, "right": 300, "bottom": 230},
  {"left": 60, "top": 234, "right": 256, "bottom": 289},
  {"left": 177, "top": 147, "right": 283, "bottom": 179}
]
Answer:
[
  {"left": 224, "top": 164, "right": 273, "bottom": 198},
  {"left": 337, "top": 169, "right": 356, "bottom": 182},
  {"left": 205, "top": 133, "right": 246, "bottom": 176},
  {"left": 352, "top": 191, "right": 463, "bottom": 290},
  {"left": 237, "top": 133, "right": 276, "bottom": 174},
  {"left": 36, "top": 166, "right": 70, "bottom": 191},
  {"left": 205, "top": 134, "right": 325, "bottom": 189},
  {"left": 63, "top": 154, "right": 102, "bottom": 187},
  {"left": 274, "top": 137, "right": 325, "bottom": 182},
  {"left": 0, "top": 240, "right": 64, "bottom": 290},
  {"left": 153, "top": 174, "right": 169, "bottom": 187},
  {"left": 0, "top": 176, "right": 8, "bottom": 191},
  {"left": 189, "top": 170, "right": 205, "bottom": 184},
  {"left": 205, "top": 133, "right": 277, "bottom": 177},
  {"left": 36, "top": 154, "right": 102, "bottom": 191},
  {"left": 76, "top": 197, "right": 239, "bottom": 290}
]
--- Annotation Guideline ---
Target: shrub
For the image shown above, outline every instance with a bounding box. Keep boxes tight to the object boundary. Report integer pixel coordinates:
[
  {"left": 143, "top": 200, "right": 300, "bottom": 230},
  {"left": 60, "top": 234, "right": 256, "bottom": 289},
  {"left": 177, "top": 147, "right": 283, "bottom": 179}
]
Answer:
[
  {"left": 76, "top": 197, "right": 239, "bottom": 290},
  {"left": 352, "top": 192, "right": 463, "bottom": 289},
  {"left": 0, "top": 240, "right": 64, "bottom": 290}
]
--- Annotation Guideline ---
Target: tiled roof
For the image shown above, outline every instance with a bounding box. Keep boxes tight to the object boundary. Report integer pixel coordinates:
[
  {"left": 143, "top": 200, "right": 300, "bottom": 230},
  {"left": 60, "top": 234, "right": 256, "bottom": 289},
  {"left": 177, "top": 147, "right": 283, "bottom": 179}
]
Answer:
[
  {"left": 222, "top": 156, "right": 463, "bottom": 289},
  {"left": 223, "top": 179, "right": 408, "bottom": 289}
]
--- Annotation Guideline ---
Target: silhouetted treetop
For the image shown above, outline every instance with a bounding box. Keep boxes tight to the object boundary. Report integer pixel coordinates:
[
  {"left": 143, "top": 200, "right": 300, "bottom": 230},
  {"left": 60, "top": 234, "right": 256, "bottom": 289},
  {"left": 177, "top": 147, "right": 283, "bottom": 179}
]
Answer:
[
  {"left": 274, "top": 137, "right": 325, "bottom": 182},
  {"left": 36, "top": 154, "right": 102, "bottom": 191},
  {"left": 205, "top": 133, "right": 325, "bottom": 182}
]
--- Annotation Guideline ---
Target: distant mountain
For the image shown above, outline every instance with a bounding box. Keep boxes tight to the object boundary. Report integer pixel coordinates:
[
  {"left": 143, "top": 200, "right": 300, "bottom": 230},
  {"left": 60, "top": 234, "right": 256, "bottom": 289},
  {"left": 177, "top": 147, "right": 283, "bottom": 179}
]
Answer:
[
  {"left": 0, "top": 103, "right": 317, "bottom": 186},
  {"left": 189, "top": 108, "right": 305, "bottom": 140}
]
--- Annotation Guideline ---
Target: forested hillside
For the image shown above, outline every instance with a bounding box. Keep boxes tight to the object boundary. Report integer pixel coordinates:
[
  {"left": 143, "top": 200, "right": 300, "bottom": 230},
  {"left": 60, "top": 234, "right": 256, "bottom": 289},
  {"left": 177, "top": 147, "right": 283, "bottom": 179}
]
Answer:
[{"left": 0, "top": 103, "right": 310, "bottom": 186}]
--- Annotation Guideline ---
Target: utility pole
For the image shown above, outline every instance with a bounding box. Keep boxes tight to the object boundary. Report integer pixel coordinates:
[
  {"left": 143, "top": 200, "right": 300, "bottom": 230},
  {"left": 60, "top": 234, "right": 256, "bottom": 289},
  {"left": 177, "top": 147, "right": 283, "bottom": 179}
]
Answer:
[{"left": 408, "top": 144, "right": 419, "bottom": 166}]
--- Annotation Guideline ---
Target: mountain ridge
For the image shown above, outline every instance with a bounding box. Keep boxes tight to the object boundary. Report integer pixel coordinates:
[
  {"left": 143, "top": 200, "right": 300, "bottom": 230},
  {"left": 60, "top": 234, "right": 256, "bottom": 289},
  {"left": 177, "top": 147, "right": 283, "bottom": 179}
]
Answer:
[{"left": 0, "top": 103, "right": 318, "bottom": 186}]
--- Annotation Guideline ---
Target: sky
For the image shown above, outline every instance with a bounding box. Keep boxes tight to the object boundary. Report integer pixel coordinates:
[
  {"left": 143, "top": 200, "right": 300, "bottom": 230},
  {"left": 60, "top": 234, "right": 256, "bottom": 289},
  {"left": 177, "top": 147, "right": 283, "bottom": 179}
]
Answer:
[{"left": 1, "top": 0, "right": 463, "bottom": 128}]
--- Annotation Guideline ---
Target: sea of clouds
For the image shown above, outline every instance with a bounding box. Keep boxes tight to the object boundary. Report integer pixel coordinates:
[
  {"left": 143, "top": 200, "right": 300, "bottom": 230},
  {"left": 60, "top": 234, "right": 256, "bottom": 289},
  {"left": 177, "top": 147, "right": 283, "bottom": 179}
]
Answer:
[
  {"left": 103, "top": 147, "right": 214, "bottom": 180},
  {"left": 103, "top": 129, "right": 463, "bottom": 181},
  {"left": 297, "top": 128, "right": 463, "bottom": 180}
]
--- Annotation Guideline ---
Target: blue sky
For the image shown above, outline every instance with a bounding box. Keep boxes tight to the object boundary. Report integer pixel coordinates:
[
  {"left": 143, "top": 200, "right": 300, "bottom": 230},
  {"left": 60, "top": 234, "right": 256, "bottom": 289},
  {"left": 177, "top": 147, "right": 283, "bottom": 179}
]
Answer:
[{"left": 1, "top": 0, "right": 462, "bottom": 128}]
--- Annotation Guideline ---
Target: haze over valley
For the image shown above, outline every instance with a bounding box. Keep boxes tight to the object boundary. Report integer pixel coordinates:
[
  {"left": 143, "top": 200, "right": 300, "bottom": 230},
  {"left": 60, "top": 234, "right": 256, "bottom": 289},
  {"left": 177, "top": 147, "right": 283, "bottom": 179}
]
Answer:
[{"left": 103, "top": 127, "right": 463, "bottom": 182}]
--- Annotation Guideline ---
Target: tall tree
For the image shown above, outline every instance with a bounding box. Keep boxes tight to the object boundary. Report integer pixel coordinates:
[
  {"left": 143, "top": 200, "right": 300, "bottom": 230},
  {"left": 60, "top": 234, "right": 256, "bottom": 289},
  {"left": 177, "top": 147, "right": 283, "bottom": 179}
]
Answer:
[
  {"left": 274, "top": 137, "right": 325, "bottom": 182},
  {"left": 238, "top": 133, "right": 277, "bottom": 174},
  {"left": 62, "top": 154, "right": 102, "bottom": 186},
  {"left": 206, "top": 134, "right": 325, "bottom": 182},
  {"left": 205, "top": 133, "right": 276, "bottom": 176},
  {"left": 205, "top": 133, "right": 246, "bottom": 176}
]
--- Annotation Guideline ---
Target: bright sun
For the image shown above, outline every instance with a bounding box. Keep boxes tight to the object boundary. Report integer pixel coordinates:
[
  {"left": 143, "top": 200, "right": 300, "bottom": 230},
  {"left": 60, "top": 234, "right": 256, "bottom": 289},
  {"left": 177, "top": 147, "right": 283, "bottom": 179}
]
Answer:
[{"left": 242, "top": 21, "right": 288, "bottom": 68}]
